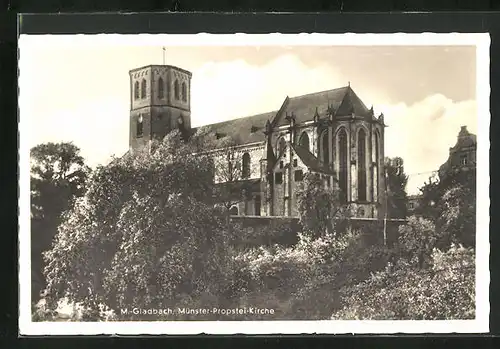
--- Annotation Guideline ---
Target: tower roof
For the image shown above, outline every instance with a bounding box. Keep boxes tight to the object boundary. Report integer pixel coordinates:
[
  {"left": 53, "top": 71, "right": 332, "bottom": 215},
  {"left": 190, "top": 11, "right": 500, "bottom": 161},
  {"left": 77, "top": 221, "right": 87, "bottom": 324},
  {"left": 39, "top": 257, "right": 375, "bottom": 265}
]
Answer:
[{"left": 129, "top": 64, "right": 192, "bottom": 77}]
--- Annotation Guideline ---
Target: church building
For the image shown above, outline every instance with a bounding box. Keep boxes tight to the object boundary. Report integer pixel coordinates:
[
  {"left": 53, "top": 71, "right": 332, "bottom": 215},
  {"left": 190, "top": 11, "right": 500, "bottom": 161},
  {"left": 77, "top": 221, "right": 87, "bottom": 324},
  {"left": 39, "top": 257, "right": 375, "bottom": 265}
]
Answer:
[{"left": 128, "top": 64, "right": 388, "bottom": 219}]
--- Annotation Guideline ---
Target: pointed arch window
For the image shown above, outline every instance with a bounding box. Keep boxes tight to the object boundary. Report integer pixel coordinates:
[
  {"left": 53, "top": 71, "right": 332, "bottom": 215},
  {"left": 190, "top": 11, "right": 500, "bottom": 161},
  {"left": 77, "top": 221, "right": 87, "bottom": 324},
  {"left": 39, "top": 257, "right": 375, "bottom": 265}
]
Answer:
[
  {"left": 277, "top": 137, "right": 286, "bottom": 156},
  {"left": 158, "top": 77, "right": 165, "bottom": 99},
  {"left": 136, "top": 114, "right": 144, "bottom": 138},
  {"left": 358, "top": 128, "right": 367, "bottom": 201},
  {"left": 242, "top": 152, "right": 251, "bottom": 179},
  {"left": 134, "top": 81, "right": 140, "bottom": 100},
  {"left": 374, "top": 130, "right": 380, "bottom": 189},
  {"left": 321, "top": 130, "right": 329, "bottom": 165},
  {"left": 182, "top": 81, "right": 187, "bottom": 102},
  {"left": 141, "top": 79, "right": 147, "bottom": 99},
  {"left": 174, "top": 79, "right": 180, "bottom": 100},
  {"left": 338, "top": 128, "right": 348, "bottom": 202},
  {"left": 298, "top": 131, "right": 310, "bottom": 151}
]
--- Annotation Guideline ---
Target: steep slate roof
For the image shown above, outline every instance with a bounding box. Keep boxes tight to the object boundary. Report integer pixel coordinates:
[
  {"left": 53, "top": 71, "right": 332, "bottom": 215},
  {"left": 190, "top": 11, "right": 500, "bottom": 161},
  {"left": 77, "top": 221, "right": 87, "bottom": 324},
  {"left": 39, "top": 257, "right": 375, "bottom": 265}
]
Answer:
[
  {"left": 193, "top": 110, "right": 277, "bottom": 147},
  {"left": 292, "top": 144, "right": 337, "bottom": 176},
  {"left": 191, "top": 86, "right": 371, "bottom": 147},
  {"left": 275, "top": 86, "right": 371, "bottom": 126}
]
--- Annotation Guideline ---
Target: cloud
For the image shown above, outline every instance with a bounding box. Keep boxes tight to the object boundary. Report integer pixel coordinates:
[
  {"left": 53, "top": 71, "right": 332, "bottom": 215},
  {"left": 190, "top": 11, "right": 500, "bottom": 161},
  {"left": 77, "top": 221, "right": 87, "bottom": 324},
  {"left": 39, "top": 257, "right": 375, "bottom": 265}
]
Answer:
[
  {"left": 375, "top": 94, "right": 477, "bottom": 194},
  {"left": 22, "top": 48, "right": 477, "bottom": 197},
  {"left": 27, "top": 98, "right": 129, "bottom": 168},
  {"left": 191, "top": 54, "right": 343, "bottom": 126}
]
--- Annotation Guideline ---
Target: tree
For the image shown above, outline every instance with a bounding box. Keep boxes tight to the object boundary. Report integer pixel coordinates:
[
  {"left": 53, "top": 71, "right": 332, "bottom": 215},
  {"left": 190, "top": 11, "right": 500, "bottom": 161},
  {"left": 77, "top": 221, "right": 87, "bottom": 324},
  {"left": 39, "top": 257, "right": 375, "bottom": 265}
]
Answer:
[
  {"left": 296, "top": 173, "right": 347, "bottom": 237},
  {"left": 384, "top": 157, "right": 408, "bottom": 219},
  {"left": 415, "top": 176, "right": 441, "bottom": 220},
  {"left": 42, "top": 131, "right": 239, "bottom": 320},
  {"left": 436, "top": 180, "right": 476, "bottom": 248},
  {"left": 30, "top": 142, "right": 90, "bottom": 305},
  {"left": 417, "top": 168, "right": 476, "bottom": 248}
]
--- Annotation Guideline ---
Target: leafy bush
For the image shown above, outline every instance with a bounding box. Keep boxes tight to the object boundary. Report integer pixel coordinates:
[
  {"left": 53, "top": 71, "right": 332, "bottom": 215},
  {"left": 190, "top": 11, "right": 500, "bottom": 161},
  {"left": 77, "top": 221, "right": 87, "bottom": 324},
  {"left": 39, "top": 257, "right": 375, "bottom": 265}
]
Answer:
[
  {"left": 397, "top": 216, "right": 437, "bottom": 268},
  {"left": 332, "top": 244, "right": 475, "bottom": 320},
  {"left": 234, "top": 228, "right": 393, "bottom": 319}
]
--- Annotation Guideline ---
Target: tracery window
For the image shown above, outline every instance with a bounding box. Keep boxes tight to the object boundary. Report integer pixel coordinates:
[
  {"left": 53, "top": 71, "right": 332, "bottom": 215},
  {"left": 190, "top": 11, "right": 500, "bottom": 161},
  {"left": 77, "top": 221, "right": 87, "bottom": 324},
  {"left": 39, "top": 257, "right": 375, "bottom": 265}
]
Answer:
[
  {"left": 242, "top": 152, "right": 251, "bottom": 178},
  {"left": 321, "top": 130, "right": 329, "bottom": 165},
  {"left": 338, "top": 128, "right": 348, "bottom": 202},
  {"left": 298, "top": 132, "right": 310, "bottom": 151},
  {"left": 358, "top": 128, "right": 367, "bottom": 201}
]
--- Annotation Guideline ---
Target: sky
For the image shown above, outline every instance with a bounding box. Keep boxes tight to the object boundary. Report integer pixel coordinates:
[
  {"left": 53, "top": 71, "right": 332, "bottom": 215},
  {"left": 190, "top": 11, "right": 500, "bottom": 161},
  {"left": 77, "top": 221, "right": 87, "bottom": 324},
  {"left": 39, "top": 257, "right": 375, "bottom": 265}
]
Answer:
[{"left": 19, "top": 35, "right": 478, "bottom": 194}]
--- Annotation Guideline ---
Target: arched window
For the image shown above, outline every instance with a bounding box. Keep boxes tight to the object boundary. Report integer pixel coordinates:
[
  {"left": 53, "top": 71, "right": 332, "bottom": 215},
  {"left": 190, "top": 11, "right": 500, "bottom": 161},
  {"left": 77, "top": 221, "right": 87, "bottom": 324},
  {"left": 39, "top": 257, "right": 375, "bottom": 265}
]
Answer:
[
  {"left": 254, "top": 195, "right": 261, "bottom": 216},
  {"left": 277, "top": 137, "right": 286, "bottom": 156},
  {"left": 357, "top": 128, "right": 367, "bottom": 201},
  {"left": 174, "top": 79, "right": 180, "bottom": 100},
  {"left": 229, "top": 206, "right": 238, "bottom": 215},
  {"left": 158, "top": 77, "right": 164, "bottom": 99},
  {"left": 141, "top": 79, "right": 147, "bottom": 99},
  {"left": 338, "top": 128, "right": 348, "bottom": 202},
  {"left": 136, "top": 114, "right": 144, "bottom": 137},
  {"left": 321, "top": 130, "right": 329, "bottom": 165},
  {"left": 375, "top": 130, "right": 381, "bottom": 165},
  {"left": 298, "top": 132, "right": 310, "bottom": 151},
  {"left": 374, "top": 130, "right": 380, "bottom": 189},
  {"left": 134, "top": 81, "right": 140, "bottom": 100},
  {"left": 242, "top": 152, "right": 251, "bottom": 178},
  {"left": 182, "top": 81, "right": 187, "bottom": 102}
]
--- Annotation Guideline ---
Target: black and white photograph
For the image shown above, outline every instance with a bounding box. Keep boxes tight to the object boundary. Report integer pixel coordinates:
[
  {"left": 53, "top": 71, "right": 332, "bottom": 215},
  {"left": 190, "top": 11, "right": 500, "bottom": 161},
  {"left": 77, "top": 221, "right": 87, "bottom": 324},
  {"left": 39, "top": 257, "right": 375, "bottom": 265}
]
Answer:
[{"left": 18, "top": 33, "right": 490, "bottom": 335}]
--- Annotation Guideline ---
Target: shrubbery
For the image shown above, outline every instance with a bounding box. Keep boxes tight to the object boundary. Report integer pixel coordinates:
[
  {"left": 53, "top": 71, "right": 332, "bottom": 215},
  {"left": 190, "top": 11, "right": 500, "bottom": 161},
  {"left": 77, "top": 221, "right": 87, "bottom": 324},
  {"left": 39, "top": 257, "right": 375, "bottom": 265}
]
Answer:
[
  {"left": 37, "top": 132, "right": 476, "bottom": 321},
  {"left": 332, "top": 245, "right": 475, "bottom": 320}
]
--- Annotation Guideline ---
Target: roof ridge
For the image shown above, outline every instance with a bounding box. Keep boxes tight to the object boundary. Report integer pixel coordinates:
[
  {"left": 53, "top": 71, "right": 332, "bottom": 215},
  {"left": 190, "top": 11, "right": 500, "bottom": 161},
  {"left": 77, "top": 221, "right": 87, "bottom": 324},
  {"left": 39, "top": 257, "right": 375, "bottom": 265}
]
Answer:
[
  {"left": 197, "top": 110, "right": 277, "bottom": 128},
  {"left": 288, "top": 86, "right": 349, "bottom": 99}
]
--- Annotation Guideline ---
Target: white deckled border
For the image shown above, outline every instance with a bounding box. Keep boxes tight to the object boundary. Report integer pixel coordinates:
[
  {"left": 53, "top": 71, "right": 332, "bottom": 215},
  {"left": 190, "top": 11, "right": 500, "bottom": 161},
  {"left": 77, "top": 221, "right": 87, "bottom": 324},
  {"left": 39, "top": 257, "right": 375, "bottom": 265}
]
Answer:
[{"left": 18, "top": 32, "right": 490, "bottom": 335}]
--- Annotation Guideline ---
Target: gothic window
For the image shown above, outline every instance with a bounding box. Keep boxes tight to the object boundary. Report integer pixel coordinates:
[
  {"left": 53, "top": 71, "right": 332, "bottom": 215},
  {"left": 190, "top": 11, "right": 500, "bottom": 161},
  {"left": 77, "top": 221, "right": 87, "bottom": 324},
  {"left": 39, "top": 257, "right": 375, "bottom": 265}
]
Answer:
[
  {"left": 298, "top": 131, "right": 310, "bottom": 151},
  {"left": 294, "top": 170, "right": 303, "bottom": 182},
  {"left": 293, "top": 159, "right": 298, "bottom": 167},
  {"left": 338, "top": 128, "right": 348, "bottom": 202},
  {"left": 254, "top": 195, "right": 261, "bottom": 216},
  {"left": 158, "top": 77, "right": 165, "bottom": 99},
  {"left": 134, "top": 81, "right": 140, "bottom": 100},
  {"left": 279, "top": 161, "right": 284, "bottom": 169},
  {"left": 275, "top": 172, "right": 283, "bottom": 184},
  {"left": 174, "top": 79, "right": 180, "bottom": 100},
  {"left": 182, "top": 81, "right": 187, "bottom": 102},
  {"left": 277, "top": 137, "right": 286, "bottom": 156},
  {"left": 374, "top": 130, "right": 380, "bottom": 165},
  {"left": 229, "top": 206, "right": 238, "bottom": 215},
  {"left": 141, "top": 79, "right": 147, "bottom": 99},
  {"left": 358, "top": 128, "right": 367, "bottom": 202},
  {"left": 321, "top": 130, "right": 329, "bottom": 165},
  {"left": 242, "top": 152, "right": 251, "bottom": 178},
  {"left": 136, "top": 114, "right": 144, "bottom": 137},
  {"left": 374, "top": 130, "right": 380, "bottom": 190}
]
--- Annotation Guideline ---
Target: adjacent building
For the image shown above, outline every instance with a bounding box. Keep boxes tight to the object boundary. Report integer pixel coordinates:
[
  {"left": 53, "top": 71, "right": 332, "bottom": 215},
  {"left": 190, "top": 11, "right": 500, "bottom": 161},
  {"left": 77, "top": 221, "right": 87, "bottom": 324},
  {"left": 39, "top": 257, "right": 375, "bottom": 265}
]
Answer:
[{"left": 438, "top": 125, "right": 477, "bottom": 180}]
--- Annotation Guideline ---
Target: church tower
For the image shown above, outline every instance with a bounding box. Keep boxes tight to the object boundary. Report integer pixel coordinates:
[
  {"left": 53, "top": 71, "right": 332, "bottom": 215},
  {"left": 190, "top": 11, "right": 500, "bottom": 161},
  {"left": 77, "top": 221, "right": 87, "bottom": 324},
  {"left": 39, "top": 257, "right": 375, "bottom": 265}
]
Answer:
[{"left": 129, "top": 65, "right": 192, "bottom": 151}]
